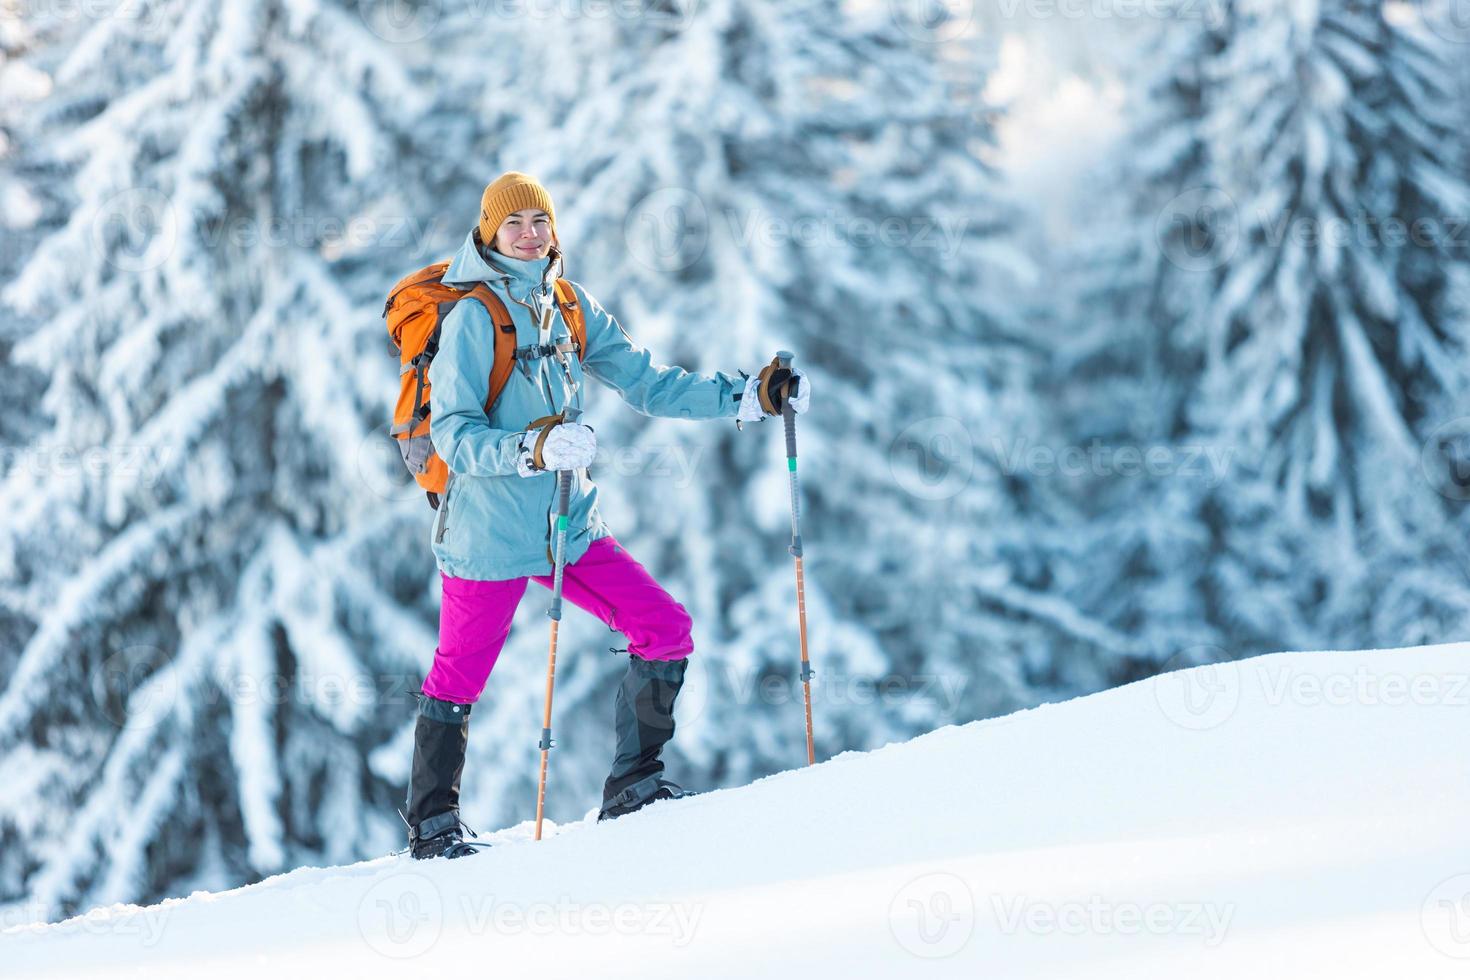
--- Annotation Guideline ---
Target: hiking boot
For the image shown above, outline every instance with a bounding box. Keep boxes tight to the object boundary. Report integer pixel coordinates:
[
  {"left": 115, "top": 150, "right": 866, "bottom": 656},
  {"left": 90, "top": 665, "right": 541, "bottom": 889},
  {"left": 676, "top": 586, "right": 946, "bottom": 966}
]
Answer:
[
  {"left": 598, "top": 655, "right": 689, "bottom": 821},
  {"left": 405, "top": 694, "right": 483, "bottom": 859}
]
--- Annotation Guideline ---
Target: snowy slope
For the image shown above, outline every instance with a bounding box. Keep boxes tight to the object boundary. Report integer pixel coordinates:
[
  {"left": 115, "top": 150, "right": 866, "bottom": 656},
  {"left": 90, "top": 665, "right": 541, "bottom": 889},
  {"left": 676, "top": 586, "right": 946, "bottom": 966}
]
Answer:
[{"left": 6, "top": 643, "right": 1470, "bottom": 979}]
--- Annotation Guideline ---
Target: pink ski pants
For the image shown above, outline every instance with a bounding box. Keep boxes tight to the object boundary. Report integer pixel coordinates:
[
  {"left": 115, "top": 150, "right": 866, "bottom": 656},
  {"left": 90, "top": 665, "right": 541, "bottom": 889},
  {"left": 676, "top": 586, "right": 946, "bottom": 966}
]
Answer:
[{"left": 422, "top": 536, "right": 694, "bottom": 704}]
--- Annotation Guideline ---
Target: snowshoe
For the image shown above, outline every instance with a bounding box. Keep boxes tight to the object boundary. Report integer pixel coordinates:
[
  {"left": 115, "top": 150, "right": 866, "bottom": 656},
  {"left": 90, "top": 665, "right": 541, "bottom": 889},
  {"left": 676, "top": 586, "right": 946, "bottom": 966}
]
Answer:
[
  {"left": 597, "top": 775, "right": 692, "bottom": 822},
  {"left": 409, "top": 812, "right": 487, "bottom": 860}
]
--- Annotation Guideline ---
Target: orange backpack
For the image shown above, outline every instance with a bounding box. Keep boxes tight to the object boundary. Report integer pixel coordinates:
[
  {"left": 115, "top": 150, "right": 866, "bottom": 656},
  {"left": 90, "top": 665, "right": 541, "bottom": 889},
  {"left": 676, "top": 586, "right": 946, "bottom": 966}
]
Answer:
[{"left": 385, "top": 261, "right": 586, "bottom": 508}]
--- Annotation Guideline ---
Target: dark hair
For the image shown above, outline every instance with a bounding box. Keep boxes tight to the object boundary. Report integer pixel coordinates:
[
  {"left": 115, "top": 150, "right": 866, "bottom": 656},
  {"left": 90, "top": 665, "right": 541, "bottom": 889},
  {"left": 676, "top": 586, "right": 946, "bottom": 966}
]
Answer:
[{"left": 472, "top": 227, "right": 502, "bottom": 259}]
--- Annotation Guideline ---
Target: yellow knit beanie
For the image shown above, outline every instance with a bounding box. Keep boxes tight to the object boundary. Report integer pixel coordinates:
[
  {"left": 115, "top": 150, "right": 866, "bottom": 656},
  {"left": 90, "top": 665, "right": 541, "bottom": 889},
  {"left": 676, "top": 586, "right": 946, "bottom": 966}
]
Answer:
[{"left": 477, "top": 171, "right": 557, "bottom": 251}]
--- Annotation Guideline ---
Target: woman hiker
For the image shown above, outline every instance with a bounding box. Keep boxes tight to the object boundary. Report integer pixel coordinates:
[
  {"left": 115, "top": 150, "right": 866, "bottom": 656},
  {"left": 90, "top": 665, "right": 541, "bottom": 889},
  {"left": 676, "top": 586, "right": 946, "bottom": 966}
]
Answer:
[{"left": 404, "top": 172, "right": 810, "bottom": 859}]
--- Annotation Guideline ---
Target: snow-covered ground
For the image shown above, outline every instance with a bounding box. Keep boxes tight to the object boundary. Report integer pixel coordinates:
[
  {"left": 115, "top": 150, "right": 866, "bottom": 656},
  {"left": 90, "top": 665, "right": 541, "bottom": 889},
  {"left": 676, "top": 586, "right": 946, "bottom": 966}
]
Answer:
[{"left": 6, "top": 642, "right": 1469, "bottom": 978}]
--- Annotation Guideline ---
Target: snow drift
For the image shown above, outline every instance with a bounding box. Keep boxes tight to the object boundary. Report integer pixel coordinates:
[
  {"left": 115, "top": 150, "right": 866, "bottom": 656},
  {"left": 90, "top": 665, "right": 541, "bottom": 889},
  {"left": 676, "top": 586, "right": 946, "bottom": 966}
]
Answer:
[{"left": 6, "top": 642, "right": 1470, "bottom": 979}]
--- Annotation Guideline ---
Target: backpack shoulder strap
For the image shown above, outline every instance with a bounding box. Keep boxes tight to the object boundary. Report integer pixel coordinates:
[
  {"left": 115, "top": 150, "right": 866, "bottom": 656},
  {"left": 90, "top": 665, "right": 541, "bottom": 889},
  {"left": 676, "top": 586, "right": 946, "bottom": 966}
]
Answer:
[
  {"left": 465, "top": 284, "right": 520, "bottom": 412},
  {"left": 554, "top": 279, "right": 587, "bottom": 361}
]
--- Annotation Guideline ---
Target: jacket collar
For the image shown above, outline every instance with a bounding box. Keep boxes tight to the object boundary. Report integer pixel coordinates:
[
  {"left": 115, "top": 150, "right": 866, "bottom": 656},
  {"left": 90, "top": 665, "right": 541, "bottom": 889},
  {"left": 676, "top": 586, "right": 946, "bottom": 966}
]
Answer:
[{"left": 442, "top": 230, "right": 558, "bottom": 296}]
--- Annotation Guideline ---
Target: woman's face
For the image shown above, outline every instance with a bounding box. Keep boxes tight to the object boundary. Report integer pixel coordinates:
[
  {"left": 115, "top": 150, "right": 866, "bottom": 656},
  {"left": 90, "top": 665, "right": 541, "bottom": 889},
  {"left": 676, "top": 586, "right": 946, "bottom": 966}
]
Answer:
[{"left": 494, "top": 209, "right": 553, "bottom": 260}]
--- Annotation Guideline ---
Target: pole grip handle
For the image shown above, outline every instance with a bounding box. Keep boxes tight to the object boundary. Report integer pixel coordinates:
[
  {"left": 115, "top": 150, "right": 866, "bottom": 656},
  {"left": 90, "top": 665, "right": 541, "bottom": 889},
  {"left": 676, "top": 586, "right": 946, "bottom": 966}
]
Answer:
[
  {"left": 775, "top": 351, "right": 798, "bottom": 458},
  {"left": 548, "top": 468, "right": 573, "bottom": 620}
]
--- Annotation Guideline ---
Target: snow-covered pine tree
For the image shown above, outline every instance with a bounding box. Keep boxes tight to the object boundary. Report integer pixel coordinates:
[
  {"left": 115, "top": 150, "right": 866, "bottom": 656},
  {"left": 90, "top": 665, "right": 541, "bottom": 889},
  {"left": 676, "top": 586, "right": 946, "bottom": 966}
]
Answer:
[
  {"left": 1057, "top": 0, "right": 1470, "bottom": 664},
  {"left": 1195, "top": 0, "right": 1470, "bottom": 647},
  {"left": 0, "top": 0, "right": 456, "bottom": 921},
  {"left": 1046, "top": 5, "right": 1239, "bottom": 671},
  {"left": 0, "top": 5, "right": 49, "bottom": 444}
]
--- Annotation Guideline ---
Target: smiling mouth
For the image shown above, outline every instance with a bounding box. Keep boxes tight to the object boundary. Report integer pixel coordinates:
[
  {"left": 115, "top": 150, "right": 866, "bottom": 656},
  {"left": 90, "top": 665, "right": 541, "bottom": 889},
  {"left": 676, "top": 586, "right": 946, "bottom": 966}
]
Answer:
[{"left": 516, "top": 243, "right": 542, "bottom": 252}]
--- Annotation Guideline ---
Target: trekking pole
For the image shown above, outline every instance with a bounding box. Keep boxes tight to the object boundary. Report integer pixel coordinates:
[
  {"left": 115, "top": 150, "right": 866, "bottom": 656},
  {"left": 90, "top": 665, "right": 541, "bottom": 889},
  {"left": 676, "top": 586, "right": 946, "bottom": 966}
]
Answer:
[
  {"left": 775, "top": 351, "right": 817, "bottom": 766},
  {"left": 535, "top": 406, "right": 580, "bottom": 841}
]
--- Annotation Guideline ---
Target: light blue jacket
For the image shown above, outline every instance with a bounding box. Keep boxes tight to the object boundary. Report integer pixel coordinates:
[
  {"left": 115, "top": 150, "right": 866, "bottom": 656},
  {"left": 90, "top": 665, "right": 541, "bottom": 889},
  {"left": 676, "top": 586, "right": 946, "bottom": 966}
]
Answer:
[{"left": 427, "top": 231, "right": 743, "bottom": 580}]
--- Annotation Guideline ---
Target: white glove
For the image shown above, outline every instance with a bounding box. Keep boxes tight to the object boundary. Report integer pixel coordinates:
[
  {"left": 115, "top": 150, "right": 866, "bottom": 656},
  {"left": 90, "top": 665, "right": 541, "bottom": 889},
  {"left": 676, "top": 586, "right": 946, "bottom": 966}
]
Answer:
[
  {"left": 737, "top": 368, "right": 810, "bottom": 423},
  {"left": 736, "top": 375, "right": 767, "bottom": 423},
  {"left": 787, "top": 370, "right": 810, "bottom": 415},
  {"left": 517, "top": 421, "right": 597, "bottom": 476}
]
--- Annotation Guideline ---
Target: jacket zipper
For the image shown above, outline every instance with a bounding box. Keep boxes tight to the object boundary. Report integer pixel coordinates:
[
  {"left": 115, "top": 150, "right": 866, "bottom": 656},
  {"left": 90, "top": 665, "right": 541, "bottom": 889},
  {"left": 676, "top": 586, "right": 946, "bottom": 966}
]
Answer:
[{"left": 435, "top": 475, "right": 455, "bottom": 543}]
